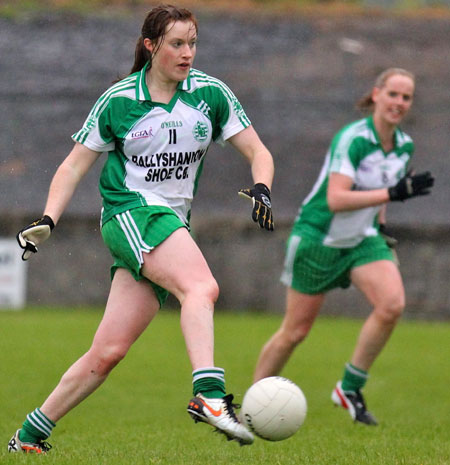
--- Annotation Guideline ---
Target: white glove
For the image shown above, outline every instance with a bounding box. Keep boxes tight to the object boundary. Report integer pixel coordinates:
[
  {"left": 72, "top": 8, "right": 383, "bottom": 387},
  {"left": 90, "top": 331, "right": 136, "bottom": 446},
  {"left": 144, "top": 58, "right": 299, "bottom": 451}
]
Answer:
[{"left": 16, "top": 215, "right": 55, "bottom": 260}]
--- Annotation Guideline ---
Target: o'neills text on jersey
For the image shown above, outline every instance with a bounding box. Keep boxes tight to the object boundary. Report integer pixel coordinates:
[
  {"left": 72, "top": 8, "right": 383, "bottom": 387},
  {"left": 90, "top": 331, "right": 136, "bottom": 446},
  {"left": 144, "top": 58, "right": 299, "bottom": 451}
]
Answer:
[{"left": 161, "top": 121, "right": 183, "bottom": 128}]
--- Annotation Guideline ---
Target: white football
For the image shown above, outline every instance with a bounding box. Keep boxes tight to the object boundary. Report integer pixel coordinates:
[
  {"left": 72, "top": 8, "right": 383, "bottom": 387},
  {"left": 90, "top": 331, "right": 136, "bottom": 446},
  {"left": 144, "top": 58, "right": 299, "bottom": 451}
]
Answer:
[{"left": 241, "top": 376, "right": 307, "bottom": 441}]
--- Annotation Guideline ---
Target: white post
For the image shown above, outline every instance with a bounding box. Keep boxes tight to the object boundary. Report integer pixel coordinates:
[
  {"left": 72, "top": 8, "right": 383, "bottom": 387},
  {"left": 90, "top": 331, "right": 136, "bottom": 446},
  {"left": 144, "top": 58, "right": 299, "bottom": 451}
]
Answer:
[{"left": 0, "top": 238, "right": 28, "bottom": 310}]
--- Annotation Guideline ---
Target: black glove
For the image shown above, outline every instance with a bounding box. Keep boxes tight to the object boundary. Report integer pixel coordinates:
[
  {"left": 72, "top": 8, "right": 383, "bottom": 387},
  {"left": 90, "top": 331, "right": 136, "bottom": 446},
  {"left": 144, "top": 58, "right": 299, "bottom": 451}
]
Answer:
[
  {"left": 16, "top": 215, "right": 55, "bottom": 261},
  {"left": 388, "top": 170, "right": 434, "bottom": 201},
  {"left": 238, "top": 183, "right": 274, "bottom": 231},
  {"left": 379, "top": 224, "right": 398, "bottom": 248}
]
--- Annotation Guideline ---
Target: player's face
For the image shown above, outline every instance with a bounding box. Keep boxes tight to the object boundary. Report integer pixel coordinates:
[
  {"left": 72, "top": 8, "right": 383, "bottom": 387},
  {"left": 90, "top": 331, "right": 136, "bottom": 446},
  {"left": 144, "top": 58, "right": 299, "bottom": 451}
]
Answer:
[
  {"left": 149, "top": 20, "right": 197, "bottom": 84},
  {"left": 372, "top": 74, "right": 414, "bottom": 127}
]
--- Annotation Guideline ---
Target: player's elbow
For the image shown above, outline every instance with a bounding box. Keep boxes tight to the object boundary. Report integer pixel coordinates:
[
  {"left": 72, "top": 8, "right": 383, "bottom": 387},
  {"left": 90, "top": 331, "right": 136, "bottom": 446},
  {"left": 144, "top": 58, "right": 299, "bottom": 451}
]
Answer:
[{"left": 327, "top": 194, "right": 342, "bottom": 212}]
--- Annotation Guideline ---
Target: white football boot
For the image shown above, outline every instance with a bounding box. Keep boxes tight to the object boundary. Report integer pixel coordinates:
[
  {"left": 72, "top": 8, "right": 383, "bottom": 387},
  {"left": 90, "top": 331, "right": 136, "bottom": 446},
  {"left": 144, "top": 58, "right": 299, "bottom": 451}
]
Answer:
[
  {"left": 332, "top": 381, "right": 378, "bottom": 425},
  {"left": 7, "top": 429, "right": 52, "bottom": 454},
  {"left": 187, "top": 394, "right": 254, "bottom": 445}
]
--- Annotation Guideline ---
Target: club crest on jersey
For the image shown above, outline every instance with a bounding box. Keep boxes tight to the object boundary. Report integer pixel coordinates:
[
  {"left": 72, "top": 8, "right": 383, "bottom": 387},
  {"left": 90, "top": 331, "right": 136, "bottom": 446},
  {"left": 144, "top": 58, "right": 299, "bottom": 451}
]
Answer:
[
  {"left": 131, "top": 127, "right": 154, "bottom": 140},
  {"left": 193, "top": 121, "right": 208, "bottom": 142}
]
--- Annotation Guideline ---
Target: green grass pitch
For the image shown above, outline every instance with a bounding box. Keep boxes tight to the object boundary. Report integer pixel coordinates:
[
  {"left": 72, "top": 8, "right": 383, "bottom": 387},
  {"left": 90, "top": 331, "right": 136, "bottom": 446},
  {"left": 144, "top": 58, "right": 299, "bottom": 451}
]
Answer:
[{"left": 0, "top": 308, "right": 449, "bottom": 464}]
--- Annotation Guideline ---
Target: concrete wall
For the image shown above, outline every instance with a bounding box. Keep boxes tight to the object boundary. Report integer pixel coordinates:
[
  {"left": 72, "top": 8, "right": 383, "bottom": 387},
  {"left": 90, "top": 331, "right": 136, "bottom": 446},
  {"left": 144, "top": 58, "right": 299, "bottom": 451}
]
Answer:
[
  {"left": 1, "top": 9, "right": 449, "bottom": 318},
  {"left": 1, "top": 216, "right": 448, "bottom": 319}
]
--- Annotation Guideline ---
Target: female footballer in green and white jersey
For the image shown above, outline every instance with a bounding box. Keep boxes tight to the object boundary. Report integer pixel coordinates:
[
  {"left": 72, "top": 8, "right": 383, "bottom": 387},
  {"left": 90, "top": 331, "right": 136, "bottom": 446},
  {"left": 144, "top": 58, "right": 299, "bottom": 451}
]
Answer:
[
  {"left": 253, "top": 68, "right": 434, "bottom": 425},
  {"left": 72, "top": 62, "right": 259, "bottom": 229},
  {"left": 10, "top": 5, "right": 274, "bottom": 453}
]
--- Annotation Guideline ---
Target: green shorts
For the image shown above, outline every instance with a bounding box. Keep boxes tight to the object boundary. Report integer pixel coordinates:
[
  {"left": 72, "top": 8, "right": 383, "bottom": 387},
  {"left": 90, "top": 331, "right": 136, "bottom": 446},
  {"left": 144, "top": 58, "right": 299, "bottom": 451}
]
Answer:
[
  {"left": 101, "top": 206, "right": 186, "bottom": 307},
  {"left": 280, "top": 233, "right": 395, "bottom": 295}
]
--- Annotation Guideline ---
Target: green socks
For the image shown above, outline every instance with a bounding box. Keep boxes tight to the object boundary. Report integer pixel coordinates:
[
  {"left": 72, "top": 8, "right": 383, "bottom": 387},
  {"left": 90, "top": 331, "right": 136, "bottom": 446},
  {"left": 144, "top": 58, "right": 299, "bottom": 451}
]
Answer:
[
  {"left": 341, "top": 363, "right": 369, "bottom": 393},
  {"left": 192, "top": 367, "right": 226, "bottom": 398},
  {"left": 19, "top": 408, "right": 55, "bottom": 443}
]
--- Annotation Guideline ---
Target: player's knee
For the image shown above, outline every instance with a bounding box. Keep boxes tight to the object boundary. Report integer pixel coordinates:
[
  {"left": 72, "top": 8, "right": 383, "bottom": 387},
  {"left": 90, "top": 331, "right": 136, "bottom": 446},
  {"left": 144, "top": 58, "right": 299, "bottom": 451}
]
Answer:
[
  {"left": 206, "top": 277, "right": 220, "bottom": 303},
  {"left": 280, "top": 326, "right": 309, "bottom": 348},
  {"left": 90, "top": 344, "right": 128, "bottom": 375},
  {"left": 186, "top": 276, "right": 219, "bottom": 304},
  {"left": 377, "top": 294, "right": 405, "bottom": 324}
]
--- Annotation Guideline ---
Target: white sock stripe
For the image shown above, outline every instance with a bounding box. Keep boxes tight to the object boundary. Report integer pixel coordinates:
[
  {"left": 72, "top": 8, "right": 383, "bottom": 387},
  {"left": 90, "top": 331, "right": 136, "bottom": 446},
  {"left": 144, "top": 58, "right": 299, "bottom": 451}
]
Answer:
[
  {"left": 34, "top": 409, "right": 55, "bottom": 428},
  {"left": 192, "top": 367, "right": 225, "bottom": 376},
  {"left": 192, "top": 367, "right": 225, "bottom": 374},
  {"left": 192, "top": 367, "right": 225, "bottom": 383},
  {"left": 27, "top": 413, "right": 51, "bottom": 437},
  {"left": 192, "top": 373, "right": 225, "bottom": 383},
  {"left": 346, "top": 363, "right": 369, "bottom": 379}
]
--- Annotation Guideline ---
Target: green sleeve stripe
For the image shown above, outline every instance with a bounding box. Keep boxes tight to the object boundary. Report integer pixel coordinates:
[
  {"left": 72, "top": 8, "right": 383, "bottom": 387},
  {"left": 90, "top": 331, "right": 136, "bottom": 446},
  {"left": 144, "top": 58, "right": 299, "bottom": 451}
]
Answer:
[
  {"left": 89, "top": 78, "right": 136, "bottom": 120},
  {"left": 192, "top": 73, "right": 234, "bottom": 102},
  {"left": 75, "top": 78, "right": 136, "bottom": 145},
  {"left": 332, "top": 120, "right": 367, "bottom": 170},
  {"left": 73, "top": 129, "right": 88, "bottom": 145},
  {"left": 204, "top": 80, "right": 251, "bottom": 126},
  {"left": 190, "top": 71, "right": 250, "bottom": 126}
]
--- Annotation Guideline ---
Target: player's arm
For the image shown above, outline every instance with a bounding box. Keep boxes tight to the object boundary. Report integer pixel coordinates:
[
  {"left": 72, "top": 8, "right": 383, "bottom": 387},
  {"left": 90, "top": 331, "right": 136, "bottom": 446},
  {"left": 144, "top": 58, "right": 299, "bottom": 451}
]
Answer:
[
  {"left": 43, "top": 142, "right": 101, "bottom": 224},
  {"left": 228, "top": 126, "right": 275, "bottom": 231},
  {"left": 17, "top": 143, "right": 101, "bottom": 260},
  {"left": 327, "top": 169, "right": 434, "bottom": 212},
  {"left": 228, "top": 126, "right": 274, "bottom": 190},
  {"left": 327, "top": 173, "right": 390, "bottom": 212}
]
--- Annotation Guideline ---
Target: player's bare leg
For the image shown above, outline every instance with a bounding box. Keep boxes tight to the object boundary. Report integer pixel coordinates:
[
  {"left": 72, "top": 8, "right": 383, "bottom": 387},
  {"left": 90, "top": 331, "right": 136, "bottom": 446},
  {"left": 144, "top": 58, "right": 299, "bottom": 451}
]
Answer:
[
  {"left": 253, "top": 288, "right": 324, "bottom": 382},
  {"left": 40, "top": 269, "right": 160, "bottom": 422},
  {"left": 142, "top": 228, "right": 253, "bottom": 445},
  {"left": 350, "top": 260, "right": 405, "bottom": 371},
  {"left": 332, "top": 260, "right": 404, "bottom": 425},
  {"left": 8, "top": 269, "right": 159, "bottom": 453},
  {"left": 142, "top": 228, "right": 218, "bottom": 370}
]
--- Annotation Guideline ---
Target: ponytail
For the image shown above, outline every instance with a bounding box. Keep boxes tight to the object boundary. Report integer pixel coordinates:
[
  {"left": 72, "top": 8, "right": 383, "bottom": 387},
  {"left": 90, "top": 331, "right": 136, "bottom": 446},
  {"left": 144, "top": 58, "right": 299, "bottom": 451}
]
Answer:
[{"left": 355, "top": 93, "right": 374, "bottom": 114}]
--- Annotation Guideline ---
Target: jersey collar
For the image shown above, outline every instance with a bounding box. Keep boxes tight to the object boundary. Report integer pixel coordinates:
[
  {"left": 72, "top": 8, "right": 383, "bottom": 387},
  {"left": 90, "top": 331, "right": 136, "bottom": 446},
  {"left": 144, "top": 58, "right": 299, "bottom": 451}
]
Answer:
[
  {"left": 136, "top": 62, "right": 191, "bottom": 101},
  {"left": 367, "top": 116, "right": 380, "bottom": 145},
  {"left": 367, "top": 115, "right": 402, "bottom": 150}
]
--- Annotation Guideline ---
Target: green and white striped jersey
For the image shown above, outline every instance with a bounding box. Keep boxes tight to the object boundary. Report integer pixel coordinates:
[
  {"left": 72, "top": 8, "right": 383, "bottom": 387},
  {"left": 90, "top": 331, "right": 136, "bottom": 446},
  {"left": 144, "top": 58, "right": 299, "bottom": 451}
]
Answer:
[
  {"left": 293, "top": 116, "right": 414, "bottom": 247},
  {"left": 72, "top": 63, "right": 251, "bottom": 226}
]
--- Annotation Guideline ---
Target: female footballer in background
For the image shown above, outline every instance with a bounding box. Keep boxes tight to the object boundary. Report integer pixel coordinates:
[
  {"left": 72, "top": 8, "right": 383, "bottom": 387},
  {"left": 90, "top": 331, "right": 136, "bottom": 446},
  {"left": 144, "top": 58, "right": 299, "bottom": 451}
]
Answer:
[
  {"left": 253, "top": 68, "right": 434, "bottom": 425},
  {"left": 10, "top": 4, "right": 274, "bottom": 453}
]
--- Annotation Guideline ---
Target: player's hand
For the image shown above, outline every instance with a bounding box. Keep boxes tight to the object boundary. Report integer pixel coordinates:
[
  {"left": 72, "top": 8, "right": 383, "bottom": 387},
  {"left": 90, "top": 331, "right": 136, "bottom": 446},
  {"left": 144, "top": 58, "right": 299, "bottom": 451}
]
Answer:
[
  {"left": 238, "top": 183, "right": 274, "bottom": 231},
  {"left": 388, "top": 170, "right": 434, "bottom": 201},
  {"left": 16, "top": 215, "right": 55, "bottom": 260},
  {"left": 379, "top": 224, "right": 398, "bottom": 248}
]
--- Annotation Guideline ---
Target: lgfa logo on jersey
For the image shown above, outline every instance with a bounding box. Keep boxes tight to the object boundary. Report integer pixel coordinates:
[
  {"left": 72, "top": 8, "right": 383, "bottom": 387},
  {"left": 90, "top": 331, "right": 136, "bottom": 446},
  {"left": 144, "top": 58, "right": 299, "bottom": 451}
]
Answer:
[
  {"left": 131, "top": 127, "right": 154, "bottom": 140},
  {"left": 193, "top": 121, "right": 208, "bottom": 142}
]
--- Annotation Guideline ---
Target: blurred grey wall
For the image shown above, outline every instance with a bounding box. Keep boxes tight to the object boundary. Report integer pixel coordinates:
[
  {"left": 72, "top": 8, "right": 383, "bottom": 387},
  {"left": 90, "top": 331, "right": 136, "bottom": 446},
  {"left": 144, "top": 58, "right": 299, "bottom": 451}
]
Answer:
[{"left": 1, "top": 8, "right": 449, "bottom": 318}]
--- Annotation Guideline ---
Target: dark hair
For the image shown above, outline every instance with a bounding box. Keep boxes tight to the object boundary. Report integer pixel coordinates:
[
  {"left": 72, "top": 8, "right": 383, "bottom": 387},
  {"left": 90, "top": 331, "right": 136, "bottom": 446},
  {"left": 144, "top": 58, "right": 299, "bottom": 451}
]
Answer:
[
  {"left": 130, "top": 4, "right": 198, "bottom": 75},
  {"left": 356, "top": 68, "right": 415, "bottom": 113}
]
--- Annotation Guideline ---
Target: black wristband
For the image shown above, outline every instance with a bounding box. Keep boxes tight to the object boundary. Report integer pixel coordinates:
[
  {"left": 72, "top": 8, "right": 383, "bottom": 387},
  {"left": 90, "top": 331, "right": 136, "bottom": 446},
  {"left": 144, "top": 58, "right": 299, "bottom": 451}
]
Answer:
[
  {"left": 254, "top": 183, "right": 271, "bottom": 197},
  {"left": 42, "top": 215, "right": 55, "bottom": 230},
  {"left": 388, "top": 186, "right": 403, "bottom": 202}
]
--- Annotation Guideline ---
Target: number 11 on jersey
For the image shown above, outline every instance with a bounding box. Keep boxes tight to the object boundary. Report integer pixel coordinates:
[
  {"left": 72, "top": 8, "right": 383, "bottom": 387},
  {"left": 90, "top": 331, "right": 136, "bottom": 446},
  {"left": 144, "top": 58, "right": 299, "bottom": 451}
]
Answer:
[{"left": 169, "top": 129, "right": 177, "bottom": 144}]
